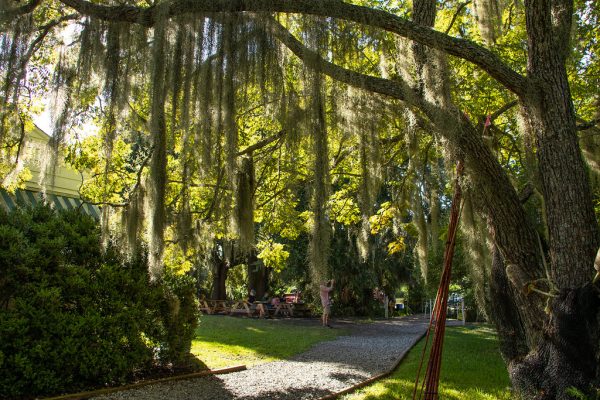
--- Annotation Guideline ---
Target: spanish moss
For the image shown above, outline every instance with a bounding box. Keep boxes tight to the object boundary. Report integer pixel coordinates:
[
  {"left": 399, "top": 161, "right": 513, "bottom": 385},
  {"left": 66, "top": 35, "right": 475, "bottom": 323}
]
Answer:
[
  {"left": 235, "top": 156, "right": 255, "bottom": 255},
  {"left": 148, "top": 14, "right": 168, "bottom": 279},
  {"left": 306, "top": 17, "right": 331, "bottom": 287},
  {"left": 462, "top": 191, "right": 492, "bottom": 319}
]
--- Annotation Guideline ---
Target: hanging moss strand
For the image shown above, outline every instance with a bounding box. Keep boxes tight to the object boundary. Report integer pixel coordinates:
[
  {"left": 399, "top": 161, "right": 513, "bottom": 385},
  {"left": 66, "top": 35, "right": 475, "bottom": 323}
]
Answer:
[{"left": 148, "top": 15, "right": 169, "bottom": 279}]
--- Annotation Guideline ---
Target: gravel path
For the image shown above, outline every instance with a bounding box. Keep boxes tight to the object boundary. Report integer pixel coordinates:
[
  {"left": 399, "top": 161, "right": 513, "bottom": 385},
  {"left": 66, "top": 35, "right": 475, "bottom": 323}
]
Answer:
[{"left": 92, "top": 315, "right": 429, "bottom": 400}]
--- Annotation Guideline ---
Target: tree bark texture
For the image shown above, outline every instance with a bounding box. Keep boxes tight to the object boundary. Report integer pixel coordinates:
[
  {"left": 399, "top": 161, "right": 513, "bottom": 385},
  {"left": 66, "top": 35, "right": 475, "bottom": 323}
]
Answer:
[
  {"left": 523, "top": 2, "right": 600, "bottom": 289},
  {"left": 495, "top": 5, "right": 600, "bottom": 397},
  {"left": 210, "top": 242, "right": 230, "bottom": 300},
  {"left": 247, "top": 252, "right": 268, "bottom": 300},
  {"left": 210, "top": 256, "right": 228, "bottom": 300},
  {"left": 489, "top": 245, "right": 529, "bottom": 362},
  {"left": 509, "top": 286, "right": 600, "bottom": 399}
]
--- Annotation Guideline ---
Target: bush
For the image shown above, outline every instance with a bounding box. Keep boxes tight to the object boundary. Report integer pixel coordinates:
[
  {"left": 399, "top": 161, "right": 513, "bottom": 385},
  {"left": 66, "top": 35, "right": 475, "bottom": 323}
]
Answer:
[
  {"left": 156, "top": 273, "right": 199, "bottom": 366},
  {"left": 0, "top": 205, "right": 198, "bottom": 398}
]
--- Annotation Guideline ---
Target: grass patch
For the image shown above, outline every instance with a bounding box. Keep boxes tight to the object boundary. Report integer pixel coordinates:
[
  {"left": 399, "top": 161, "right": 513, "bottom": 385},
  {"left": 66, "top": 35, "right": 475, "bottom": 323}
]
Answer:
[
  {"left": 191, "top": 315, "right": 347, "bottom": 369},
  {"left": 344, "top": 325, "right": 512, "bottom": 400}
]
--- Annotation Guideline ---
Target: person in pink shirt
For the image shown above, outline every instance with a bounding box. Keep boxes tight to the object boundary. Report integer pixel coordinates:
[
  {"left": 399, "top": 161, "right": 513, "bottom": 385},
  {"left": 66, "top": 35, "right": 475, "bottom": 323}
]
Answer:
[
  {"left": 270, "top": 295, "right": 280, "bottom": 307},
  {"left": 319, "top": 279, "right": 335, "bottom": 327}
]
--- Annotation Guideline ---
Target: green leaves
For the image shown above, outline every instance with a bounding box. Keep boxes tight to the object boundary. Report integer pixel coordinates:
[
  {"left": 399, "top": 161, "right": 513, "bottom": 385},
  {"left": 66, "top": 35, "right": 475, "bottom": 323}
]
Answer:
[
  {"left": 257, "top": 240, "right": 290, "bottom": 272},
  {"left": 329, "top": 188, "right": 361, "bottom": 226}
]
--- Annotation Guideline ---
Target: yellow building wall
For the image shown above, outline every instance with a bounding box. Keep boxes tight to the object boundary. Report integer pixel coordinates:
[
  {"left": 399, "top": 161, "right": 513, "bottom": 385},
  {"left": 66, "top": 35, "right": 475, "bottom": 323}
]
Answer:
[{"left": 22, "top": 125, "right": 83, "bottom": 198}]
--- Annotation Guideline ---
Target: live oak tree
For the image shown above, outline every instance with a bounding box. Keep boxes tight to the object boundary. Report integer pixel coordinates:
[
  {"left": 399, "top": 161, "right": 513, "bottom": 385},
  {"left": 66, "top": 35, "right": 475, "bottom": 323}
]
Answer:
[{"left": 1, "top": 0, "right": 599, "bottom": 398}]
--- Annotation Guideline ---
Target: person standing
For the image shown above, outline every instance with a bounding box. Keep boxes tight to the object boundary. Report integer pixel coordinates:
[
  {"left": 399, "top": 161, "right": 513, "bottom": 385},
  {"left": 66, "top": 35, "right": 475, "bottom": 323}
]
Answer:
[{"left": 319, "top": 279, "right": 334, "bottom": 327}]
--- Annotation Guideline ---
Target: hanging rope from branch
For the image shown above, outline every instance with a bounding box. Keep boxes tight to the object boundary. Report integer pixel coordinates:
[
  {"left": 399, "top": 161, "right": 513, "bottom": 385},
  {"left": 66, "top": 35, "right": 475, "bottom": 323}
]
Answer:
[{"left": 413, "top": 159, "right": 464, "bottom": 400}]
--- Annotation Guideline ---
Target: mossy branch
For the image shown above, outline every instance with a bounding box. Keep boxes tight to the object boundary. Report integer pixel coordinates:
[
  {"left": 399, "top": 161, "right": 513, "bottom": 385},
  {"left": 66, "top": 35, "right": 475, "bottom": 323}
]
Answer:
[{"left": 55, "top": 0, "right": 530, "bottom": 96}]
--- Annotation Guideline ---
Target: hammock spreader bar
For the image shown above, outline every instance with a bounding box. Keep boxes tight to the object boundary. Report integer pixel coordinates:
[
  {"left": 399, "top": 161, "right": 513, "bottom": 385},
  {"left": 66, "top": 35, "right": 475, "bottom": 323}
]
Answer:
[{"left": 413, "top": 160, "right": 464, "bottom": 400}]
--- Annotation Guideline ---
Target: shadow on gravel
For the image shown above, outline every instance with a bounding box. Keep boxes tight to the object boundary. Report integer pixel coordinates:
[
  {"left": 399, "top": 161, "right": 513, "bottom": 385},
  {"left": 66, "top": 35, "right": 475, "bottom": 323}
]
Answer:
[
  {"left": 329, "top": 371, "right": 368, "bottom": 382},
  {"left": 237, "top": 386, "right": 332, "bottom": 400},
  {"left": 91, "top": 373, "right": 237, "bottom": 400}
]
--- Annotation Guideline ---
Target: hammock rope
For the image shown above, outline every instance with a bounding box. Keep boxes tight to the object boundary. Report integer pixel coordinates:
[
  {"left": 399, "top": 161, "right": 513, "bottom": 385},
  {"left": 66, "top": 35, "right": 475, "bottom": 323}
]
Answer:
[{"left": 412, "top": 160, "right": 464, "bottom": 400}]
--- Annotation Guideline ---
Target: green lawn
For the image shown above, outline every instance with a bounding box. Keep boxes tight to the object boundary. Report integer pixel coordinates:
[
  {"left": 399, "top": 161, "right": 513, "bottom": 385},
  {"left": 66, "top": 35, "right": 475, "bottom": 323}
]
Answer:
[
  {"left": 191, "top": 315, "right": 346, "bottom": 369},
  {"left": 343, "top": 325, "right": 512, "bottom": 400}
]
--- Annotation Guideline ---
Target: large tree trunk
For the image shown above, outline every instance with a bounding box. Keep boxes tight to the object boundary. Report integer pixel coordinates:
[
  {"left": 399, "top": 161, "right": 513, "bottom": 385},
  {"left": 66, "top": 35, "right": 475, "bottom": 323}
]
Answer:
[
  {"left": 210, "top": 241, "right": 231, "bottom": 300},
  {"left": 467, "top": 90, "right": 600, "bottom": 398},
  {"left": 210, "top": 257, "right": 228, "bottom": 300},
  {"left": 522, "top": 2, "right": 599, "bottom": 289},
  {"left": 489, "top": 245, "right": 529, "bottom": 361},
  {"left": 408, "top": 3, "right": 600, "bottom": 394},
  {"left": 409, "top": 1, "right": 600, "bottom": 394},
  {"left": 467, "top": 125, "right": 600, "bottom": 399},
  {"left": 410, "top": 3, "right": 595, "bottom": 395},
  {"left": 486, "top": 1, "right": 600, "bottom": 399},
  {"left": 509, "top": 286, "right": 600, "bottom": 399},
  {"left": 247, "top": 251, "right": 268, "bottom": 299},
  {"left": 496, "top": 4, "right": 600, "bottom": 398}
]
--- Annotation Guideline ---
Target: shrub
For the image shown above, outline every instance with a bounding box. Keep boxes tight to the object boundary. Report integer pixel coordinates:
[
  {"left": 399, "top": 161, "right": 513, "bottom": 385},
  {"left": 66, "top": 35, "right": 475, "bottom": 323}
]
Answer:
[
  {"left": 0, "top": 205, "right": 198, "bottom": 398},
  {"left": 155, "top": 273, "right": 199, "bottom": 366}
]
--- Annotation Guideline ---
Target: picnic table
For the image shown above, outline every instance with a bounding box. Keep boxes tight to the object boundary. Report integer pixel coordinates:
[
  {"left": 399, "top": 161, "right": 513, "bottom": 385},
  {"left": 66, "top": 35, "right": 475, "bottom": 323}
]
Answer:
[
  {"left": 229, "top": 301, "right": 256, "bottom": 317},
  {"left": 273, "top": 302, "right": 295, "bottom": 317},
  {"left": 199, "top": 299, "right": 230, "bottom": 314},
  {"left": 254, "top": 302, "right": 269, "bottom": 318},
  {"left": 272, "top": 302, "right": 312, "bottom": 317},
  {"left": 199, "top": 299, "right": 308, "bottom": 318},
  {"left": 290, "top": 302, "right": 311, "bottom": 317}
]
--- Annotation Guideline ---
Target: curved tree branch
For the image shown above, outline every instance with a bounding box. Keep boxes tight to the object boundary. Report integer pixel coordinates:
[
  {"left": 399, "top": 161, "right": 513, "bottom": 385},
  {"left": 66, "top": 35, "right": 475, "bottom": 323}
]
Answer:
[
  {"left": 265, "top": 17, "right": 415, "bottom": 103},
  {"left": 577, "top": 117, "right": 600, "bottom": 131},
  {"left": 490, "top": 100, "right": 518, "bottom": 122},
  {"left": 0, "top": 0, "right": 42, "bottom": 22},
  {"left": 56, "top": 0, "right": 530, "bottom": 97},
  {"left": 444, "top": 1, "right": 471, "bottom": 34},
  {"left": 265, "top": 16, "right": 462, "bottom": 133},
  {"left": 236, "top": 129, "right": 285, "bottom": 157}
]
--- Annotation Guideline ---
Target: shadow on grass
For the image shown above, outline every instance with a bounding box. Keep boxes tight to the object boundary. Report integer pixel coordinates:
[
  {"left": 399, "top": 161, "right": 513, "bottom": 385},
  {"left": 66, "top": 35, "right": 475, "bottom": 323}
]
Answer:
[
  {"left": 192, "top": 315, "right": 344, "bottom": 367},
  {"left": 344, "top": 326, "right": 512, "bottom": 400},
  {"left": 181, "top": 352, "right": 210, "bottom": 371},
  {"left": 353, "top": 379, "right": 511, "bottom": 400}
]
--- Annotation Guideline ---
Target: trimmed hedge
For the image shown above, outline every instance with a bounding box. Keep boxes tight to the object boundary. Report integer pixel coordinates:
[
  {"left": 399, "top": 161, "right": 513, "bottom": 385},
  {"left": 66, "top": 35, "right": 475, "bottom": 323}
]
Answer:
[{"left": 0, "top": 205, "right": 198, "bottom": 398}]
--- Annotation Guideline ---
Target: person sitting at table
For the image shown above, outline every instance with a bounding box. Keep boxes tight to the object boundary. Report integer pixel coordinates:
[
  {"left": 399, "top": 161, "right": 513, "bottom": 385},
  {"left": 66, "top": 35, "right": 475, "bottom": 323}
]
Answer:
[
  {"left": 261, "top": 291, "right": 270, "bottom": 302},
  {"left": 270, "top": 295, "right": 281, "bottom": 309},
  {"left": 253, "top": 302, "right": 266, "bottom": 318},
  {"left": 246, "top": 289, "right": 266, "bottom": 318}
]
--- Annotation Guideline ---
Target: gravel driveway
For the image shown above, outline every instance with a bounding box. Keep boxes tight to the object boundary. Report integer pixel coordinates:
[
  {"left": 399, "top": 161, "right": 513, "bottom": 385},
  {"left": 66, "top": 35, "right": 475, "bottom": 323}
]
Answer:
[{"left": 92, "top": 315, "right": 429, "bottom": 400}]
